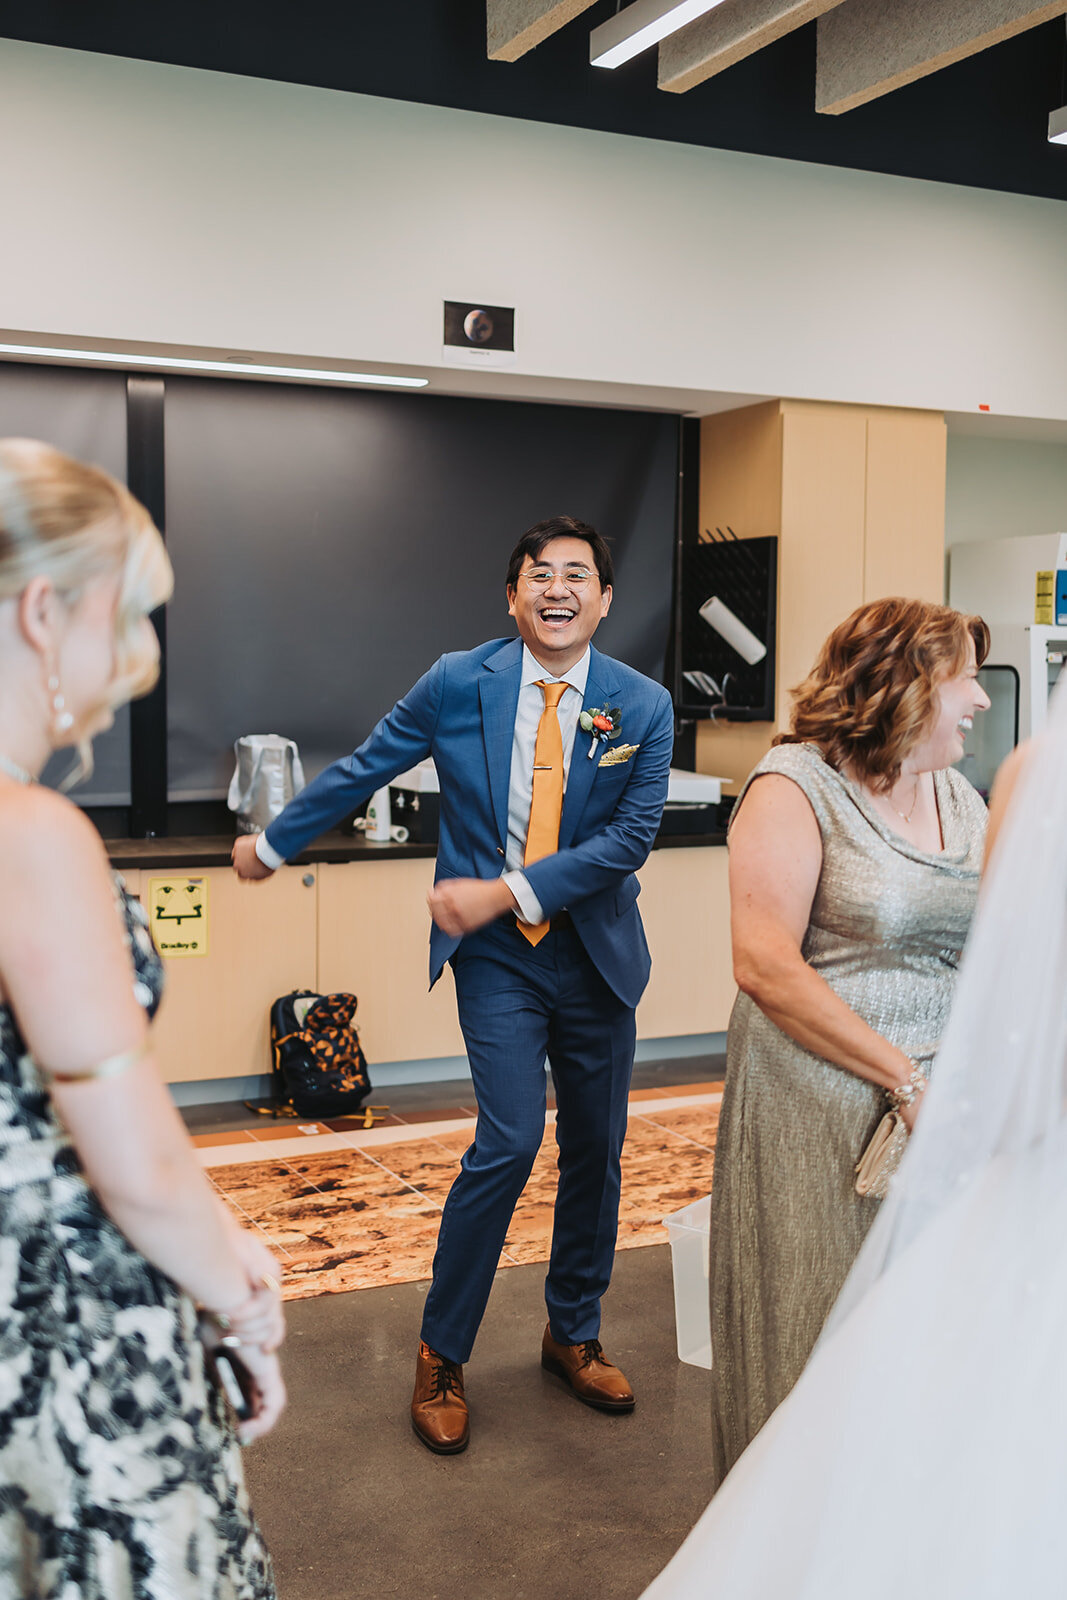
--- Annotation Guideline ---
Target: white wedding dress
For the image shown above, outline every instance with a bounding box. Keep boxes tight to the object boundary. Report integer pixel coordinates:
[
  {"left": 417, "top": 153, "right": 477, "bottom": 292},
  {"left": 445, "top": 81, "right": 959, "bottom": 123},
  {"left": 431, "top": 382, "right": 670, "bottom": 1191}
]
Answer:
[{"left": 643, "top": 684, "right": 1067, "bottom": 1600}]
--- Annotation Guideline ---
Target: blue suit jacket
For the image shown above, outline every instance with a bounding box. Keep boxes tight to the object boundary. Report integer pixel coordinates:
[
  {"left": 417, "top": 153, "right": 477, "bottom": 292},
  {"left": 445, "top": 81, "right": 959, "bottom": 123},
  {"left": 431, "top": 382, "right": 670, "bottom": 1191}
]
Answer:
[{"left": 265, "top": 637, "right": 675, "bottom": 1009}]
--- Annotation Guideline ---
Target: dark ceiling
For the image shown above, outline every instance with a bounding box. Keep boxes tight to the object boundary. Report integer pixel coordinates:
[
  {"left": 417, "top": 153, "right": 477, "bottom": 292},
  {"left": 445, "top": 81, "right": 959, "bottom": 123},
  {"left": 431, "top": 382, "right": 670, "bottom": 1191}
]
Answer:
[{"left": 3, "top": 1, "right": 1067, "bottom": 202}]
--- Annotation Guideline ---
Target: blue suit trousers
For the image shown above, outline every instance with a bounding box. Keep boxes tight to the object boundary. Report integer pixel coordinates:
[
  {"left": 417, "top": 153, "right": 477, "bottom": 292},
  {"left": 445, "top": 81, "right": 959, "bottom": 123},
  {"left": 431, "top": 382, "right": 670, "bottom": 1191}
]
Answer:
[{"left": 420, "top": 918, "right": 637, "bottom": 1365}]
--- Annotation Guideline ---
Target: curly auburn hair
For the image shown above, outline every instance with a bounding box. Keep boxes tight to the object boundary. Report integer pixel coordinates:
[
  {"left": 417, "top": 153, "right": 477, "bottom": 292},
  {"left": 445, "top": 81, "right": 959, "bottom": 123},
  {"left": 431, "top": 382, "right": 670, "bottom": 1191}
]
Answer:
[{"left": 775, "top": 597, "right": 989, "bottom": 790}]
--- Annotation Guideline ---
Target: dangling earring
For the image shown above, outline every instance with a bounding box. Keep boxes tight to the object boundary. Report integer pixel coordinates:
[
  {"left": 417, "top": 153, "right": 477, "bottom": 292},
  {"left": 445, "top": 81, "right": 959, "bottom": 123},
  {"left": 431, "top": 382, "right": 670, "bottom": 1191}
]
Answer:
[{"left": 47, "top": 674, "right": 75, "bottom": 738}]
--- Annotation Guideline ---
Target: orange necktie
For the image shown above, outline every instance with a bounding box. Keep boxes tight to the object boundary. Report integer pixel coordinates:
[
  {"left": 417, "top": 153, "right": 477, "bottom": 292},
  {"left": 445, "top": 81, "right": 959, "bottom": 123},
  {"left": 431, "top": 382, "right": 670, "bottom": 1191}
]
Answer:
[{"left": 520, "top": 680, "right": 569, "bottom": 946}]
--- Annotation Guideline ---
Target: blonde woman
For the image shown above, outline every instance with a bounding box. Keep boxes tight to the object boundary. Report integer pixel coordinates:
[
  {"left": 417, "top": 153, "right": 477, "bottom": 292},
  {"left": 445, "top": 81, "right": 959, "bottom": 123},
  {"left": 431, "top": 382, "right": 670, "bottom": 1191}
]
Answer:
[
  {"left": 710, "top": 597, "right": 991, "bottom": 1485},
  {"left": 0, "top": 440, "right": 282, "bottom": 1598}
]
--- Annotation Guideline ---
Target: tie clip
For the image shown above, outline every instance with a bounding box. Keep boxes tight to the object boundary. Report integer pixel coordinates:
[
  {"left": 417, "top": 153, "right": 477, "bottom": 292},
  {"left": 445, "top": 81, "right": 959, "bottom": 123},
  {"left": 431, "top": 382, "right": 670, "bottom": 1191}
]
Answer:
[{"left": 533, "top": 765, "right": 554, "bottom": 771}]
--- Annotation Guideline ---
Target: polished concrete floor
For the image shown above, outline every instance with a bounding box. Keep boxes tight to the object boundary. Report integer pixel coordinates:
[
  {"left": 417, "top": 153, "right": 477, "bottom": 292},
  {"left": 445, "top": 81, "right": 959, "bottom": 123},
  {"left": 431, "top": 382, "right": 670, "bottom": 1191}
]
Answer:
[
  {"left": 243, "top": 1243, "right": 714, "bottom": 1600},
  {"left": 181, "top": 1052, "right": 726, "bottom": 1136}
]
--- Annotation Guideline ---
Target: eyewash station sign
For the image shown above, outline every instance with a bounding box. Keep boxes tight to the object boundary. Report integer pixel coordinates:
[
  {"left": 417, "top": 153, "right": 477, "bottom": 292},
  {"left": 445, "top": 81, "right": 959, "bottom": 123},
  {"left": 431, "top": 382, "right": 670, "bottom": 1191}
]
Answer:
[{"left": 148, "top": 877, "right": 209, "bottom": 958}]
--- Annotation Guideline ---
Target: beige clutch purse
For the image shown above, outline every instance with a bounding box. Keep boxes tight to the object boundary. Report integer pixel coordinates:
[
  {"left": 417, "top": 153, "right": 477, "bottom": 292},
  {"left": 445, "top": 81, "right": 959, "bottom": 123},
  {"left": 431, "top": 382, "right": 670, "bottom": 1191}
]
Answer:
[{"left": 854, "top": 1110, "right": 909, "bottom": 1199}]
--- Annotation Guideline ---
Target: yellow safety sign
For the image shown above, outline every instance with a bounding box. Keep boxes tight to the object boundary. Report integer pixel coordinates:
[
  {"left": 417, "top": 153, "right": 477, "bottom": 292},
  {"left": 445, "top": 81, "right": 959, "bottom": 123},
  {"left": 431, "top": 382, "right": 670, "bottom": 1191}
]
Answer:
[{"left": 148, "top": 877, "right": 209, "bottom": 958}]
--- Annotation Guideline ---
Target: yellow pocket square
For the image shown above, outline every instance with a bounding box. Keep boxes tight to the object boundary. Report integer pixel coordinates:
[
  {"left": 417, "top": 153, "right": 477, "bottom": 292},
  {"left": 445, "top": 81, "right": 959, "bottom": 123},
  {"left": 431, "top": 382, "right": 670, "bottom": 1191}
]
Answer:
[{"left": 599, "top": 743, "right": 640, "bottom": 767}]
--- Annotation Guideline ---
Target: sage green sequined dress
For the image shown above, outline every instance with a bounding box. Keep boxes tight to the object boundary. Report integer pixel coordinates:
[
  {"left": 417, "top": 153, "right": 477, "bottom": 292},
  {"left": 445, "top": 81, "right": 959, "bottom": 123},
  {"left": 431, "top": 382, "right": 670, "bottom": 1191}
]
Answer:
[{"left": 709, "top": 743, "right": 987, "bottom": 1486}]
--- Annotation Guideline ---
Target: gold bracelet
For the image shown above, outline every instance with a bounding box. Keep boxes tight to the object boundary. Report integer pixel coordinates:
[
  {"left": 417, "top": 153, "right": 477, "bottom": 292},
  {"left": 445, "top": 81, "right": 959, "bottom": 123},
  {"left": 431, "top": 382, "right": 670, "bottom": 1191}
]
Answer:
[{"left": 48, "top": 1042, "right": 147, "bottom": 1085}]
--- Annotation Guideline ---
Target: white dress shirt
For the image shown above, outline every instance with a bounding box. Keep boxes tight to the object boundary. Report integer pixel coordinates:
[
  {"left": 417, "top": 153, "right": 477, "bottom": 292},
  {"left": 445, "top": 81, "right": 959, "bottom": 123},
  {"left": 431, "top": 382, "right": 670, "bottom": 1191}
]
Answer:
[
  {"left": 255, "top": 644, "right": 592, "bottom": 919},
  {"left": 501, "top": 644, "right": 590, "bottom": 925}
]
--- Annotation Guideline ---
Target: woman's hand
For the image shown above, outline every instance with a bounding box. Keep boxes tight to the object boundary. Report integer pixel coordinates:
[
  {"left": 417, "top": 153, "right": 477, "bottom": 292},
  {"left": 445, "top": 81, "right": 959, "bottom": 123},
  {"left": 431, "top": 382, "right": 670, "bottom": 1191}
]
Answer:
[
  {"left": 899, "top": 1094, "right": 922, "bottom": 1134},
  {"left": 218, "top": 1226, "right": 285, "bottom": 1352},
  {"left": 888, "top": 1054, "right": 926, "bottom": 1134},
  {"left": 222, "top": 1280, "right": 284, "bottom": 1353},
  {"left": 210, "top": 1202, "right": 285, "bottom": 1351},
  {"left": 233, "top": 1343, "right": 287, "bottom": 1445}
]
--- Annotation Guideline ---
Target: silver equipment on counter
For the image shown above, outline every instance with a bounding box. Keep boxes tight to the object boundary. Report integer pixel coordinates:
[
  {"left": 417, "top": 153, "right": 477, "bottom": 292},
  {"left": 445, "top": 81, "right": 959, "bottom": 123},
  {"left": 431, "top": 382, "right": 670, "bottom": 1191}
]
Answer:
[{"left": 227, "top": 734, "right": 306, "bottom": 834}]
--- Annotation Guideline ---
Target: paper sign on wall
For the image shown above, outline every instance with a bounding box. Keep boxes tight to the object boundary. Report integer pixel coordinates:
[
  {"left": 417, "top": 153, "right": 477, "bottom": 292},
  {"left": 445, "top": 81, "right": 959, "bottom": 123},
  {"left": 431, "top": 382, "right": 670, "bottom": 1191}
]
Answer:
[{"left": 148, "top": 877, "right": 209, "bottom": 958}]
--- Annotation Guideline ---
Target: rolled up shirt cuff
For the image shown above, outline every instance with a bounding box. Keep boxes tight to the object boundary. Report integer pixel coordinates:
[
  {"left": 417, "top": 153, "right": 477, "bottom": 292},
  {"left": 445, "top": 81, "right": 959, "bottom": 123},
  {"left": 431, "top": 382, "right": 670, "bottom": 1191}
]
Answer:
[
  {"left": 254, "top": 832, "right": 286, "bottom": 871},
  {"left": 501, "top": 869, "right": 545, "bottom": 926}
]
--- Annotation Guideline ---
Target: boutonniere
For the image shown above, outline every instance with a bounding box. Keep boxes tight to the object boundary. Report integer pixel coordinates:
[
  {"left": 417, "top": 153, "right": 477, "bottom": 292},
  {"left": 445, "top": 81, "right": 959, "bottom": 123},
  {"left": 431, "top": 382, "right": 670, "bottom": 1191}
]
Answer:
[{"left": 579, "top": 704, "right": 622, "bottom": 760}]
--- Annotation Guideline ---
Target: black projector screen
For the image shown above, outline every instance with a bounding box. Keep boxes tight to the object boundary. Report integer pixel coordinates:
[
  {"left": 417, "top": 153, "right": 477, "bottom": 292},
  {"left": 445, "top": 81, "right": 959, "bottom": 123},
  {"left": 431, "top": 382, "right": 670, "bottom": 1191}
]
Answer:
[{"left": 164, "top": 378, "right": 678, "bottom": 799}]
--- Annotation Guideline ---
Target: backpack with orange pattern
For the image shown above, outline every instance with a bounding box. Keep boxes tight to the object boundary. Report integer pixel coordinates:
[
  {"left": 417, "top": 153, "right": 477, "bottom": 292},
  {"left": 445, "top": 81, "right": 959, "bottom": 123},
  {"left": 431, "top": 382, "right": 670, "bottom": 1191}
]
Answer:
[{"left": 268, "top": 989, "right": 372, "bottom": 1118}]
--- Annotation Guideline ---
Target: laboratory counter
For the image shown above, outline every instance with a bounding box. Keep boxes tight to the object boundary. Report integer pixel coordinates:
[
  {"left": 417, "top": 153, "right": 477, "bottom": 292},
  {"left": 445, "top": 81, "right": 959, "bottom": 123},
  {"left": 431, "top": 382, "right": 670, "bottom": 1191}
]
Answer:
[{"left": 105, "top": 824, "right": 734, "bottom": 1090}]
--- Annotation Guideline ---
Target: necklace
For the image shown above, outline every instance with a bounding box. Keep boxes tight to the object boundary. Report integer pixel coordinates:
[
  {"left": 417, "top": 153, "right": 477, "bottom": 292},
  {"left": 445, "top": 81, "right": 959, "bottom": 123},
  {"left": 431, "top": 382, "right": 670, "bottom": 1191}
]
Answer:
[
  {"left": 0, "top": 753, "right": 32, "bottom": 786},
  {"left": 889, "top": 774, "right": 921, "bottom": 824}
]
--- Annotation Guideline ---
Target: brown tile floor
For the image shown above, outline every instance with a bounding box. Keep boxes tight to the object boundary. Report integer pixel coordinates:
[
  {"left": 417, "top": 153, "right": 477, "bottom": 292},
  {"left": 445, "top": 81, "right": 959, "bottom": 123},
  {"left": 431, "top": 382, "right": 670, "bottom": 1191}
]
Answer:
[{"left": 199, "top": 1084, "right": 721, "bottom": 1301}]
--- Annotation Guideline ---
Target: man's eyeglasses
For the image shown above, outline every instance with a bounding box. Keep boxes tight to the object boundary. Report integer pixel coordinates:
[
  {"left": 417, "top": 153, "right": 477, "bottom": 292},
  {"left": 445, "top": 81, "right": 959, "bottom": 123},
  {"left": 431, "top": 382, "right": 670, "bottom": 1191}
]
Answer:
[{"left": 520, "top": 567, "right": 597, "bottom": 589}]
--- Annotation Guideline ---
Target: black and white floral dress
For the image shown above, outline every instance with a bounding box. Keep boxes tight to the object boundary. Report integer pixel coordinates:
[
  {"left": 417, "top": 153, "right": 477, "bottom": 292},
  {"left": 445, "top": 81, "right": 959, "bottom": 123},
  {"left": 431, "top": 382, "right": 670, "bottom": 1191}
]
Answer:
[{"left": 0, "top": 881, "right": 276, "bottom": 1600}]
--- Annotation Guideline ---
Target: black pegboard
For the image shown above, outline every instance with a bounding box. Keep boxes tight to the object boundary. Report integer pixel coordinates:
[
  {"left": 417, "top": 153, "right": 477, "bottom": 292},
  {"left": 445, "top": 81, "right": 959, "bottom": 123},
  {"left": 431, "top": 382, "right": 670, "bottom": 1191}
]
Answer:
[{"left": 676, "top": 535, "right": 778, "bottom": 720}]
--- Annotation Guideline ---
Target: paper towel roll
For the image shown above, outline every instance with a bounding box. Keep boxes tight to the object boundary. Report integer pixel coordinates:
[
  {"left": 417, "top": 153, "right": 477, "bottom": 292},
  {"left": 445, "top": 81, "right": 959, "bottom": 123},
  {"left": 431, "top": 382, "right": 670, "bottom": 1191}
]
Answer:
[{"left": 698, "top": 596, "right": 767, "bottom": 666}]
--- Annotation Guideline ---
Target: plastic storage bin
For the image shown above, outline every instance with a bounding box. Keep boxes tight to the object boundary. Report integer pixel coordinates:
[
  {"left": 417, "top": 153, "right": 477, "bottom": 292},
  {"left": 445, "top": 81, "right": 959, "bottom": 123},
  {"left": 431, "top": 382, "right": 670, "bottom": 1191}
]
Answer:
[{"left": 663, "top": 1194, "right": 712, "bottom": 1369}]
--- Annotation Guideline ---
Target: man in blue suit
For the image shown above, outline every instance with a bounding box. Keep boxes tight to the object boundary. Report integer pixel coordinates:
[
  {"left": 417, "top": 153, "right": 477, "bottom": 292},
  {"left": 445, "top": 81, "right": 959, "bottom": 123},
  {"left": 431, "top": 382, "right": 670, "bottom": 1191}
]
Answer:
[{"left": 233, "top": 515, "right": 673, "bottom": 1453}]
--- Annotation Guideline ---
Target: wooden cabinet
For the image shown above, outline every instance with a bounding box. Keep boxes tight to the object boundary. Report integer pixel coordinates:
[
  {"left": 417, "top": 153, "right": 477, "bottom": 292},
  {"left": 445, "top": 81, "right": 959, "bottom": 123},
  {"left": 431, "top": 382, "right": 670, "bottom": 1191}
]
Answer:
[
  {"left": 636, "top": 847, "right": 735, "bottom": 1039},
  {"left": 696, "top": 397, "right": 948, "bottom": 792},
  {"left": 316, "top": 858, "right": 466, "bottom": 1065},
  {"left": 136, "top": 864, "right": 317, "bottom": 1084},
  {"left": 134, "top": 847, "right": 731, "bottom": 1085},
  {"left": 316, "top": 851, "right": 734, "bottom": 1063}
]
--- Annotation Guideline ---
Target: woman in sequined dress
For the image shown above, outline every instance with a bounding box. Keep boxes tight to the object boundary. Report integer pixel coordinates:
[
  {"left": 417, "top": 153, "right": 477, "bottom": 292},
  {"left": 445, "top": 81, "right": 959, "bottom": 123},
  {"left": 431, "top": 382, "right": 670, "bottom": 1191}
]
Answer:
[
  {"left": 643, "top": 674, "right": 1067, "bottom": 1600},
  {"left": 0, "top": 440, "right": 284, "bottom": 1599},
  {"left": 708, "top": 597, "right": 990, "bottom": 1485}
]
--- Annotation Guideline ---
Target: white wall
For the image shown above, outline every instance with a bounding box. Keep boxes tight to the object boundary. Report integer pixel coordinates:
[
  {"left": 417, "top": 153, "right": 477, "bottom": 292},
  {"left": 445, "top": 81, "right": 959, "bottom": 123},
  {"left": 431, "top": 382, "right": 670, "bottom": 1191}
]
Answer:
[
  {"left": 947, "top": 436, "right": 1067, "bottom": 544},
  {"left": 2, "top": 39, "right": 1067, "bottom": 419}
]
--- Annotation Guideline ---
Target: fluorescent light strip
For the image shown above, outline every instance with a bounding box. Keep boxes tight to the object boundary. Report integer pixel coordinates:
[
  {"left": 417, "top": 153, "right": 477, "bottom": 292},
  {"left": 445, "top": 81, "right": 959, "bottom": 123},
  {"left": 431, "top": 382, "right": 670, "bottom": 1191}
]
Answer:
[
  {"left": 1049, "top": 105, "right": 1067, "bottom": 146},
  {"left": 0, "top": 342, "right": 429, "bottom": 388},
  {"left": 590, "top": 0, "right": 728, "bottom": 70}
]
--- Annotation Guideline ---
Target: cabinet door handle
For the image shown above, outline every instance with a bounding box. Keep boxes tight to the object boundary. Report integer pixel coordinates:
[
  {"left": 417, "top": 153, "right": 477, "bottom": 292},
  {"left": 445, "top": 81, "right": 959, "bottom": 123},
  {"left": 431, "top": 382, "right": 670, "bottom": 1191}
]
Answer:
[{"left": 302, "top": 873, "right": 315, "bottom": 888}]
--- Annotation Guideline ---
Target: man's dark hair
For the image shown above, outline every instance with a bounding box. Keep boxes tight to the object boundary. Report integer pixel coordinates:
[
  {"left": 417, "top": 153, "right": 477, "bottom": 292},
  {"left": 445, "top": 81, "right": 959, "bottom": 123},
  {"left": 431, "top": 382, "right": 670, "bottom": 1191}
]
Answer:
[{"left": 506, "top": 515, "right": 614, "bottom": 592}]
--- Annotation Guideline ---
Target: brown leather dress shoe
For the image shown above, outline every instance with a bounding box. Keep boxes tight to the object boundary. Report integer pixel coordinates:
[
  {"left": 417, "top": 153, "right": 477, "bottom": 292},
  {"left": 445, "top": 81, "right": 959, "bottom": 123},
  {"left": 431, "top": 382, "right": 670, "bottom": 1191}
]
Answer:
[
  {"left": 410, "top": 1341, "right": 470, "bottom": 1454},
  {"left": 541, "top": 1326, "right": 636, "bottom": 1412}
]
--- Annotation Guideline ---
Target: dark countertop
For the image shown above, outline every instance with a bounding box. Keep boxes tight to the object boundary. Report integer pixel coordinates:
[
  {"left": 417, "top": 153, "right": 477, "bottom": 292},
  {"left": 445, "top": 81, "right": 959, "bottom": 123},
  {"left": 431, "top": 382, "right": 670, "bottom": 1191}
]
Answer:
[{"left": 105, "top": 827, "right": 727, "bottom": 870}]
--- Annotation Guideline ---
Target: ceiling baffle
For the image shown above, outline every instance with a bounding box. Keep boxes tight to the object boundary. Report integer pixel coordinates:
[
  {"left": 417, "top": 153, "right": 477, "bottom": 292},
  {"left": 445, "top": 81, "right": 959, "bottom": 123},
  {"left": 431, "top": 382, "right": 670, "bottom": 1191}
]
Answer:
[{"left": 488, "top": 0, "right": 1067, "bottom": 115}]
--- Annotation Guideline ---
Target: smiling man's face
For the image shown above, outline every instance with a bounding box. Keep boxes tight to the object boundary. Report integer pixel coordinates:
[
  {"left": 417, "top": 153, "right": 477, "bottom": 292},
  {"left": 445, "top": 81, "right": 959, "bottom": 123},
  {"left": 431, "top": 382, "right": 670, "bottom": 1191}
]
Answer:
[{"left": 507, "top": 535, "right": 613, "bottom": 674}]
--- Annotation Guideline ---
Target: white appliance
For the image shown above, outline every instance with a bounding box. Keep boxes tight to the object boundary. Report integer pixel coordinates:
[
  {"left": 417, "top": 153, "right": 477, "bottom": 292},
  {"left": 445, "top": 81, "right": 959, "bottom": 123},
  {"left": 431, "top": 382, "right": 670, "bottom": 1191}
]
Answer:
[
  {"left": 948, "top": 535, "right": 1067, "bottom": 793},
  {"left": 985, "top": 623, "right": 1067, "bottom": 742},
  {"left": 391, "top": 758, "right": 439, "bottom": 795},
  {"left": 392, "top": 761, "right": 724, "bottom": 806},
  {"left": 667, "top": 769, "right": 722, "bottom": 805}
]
